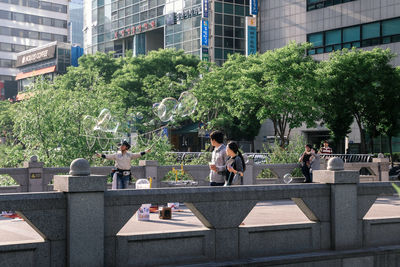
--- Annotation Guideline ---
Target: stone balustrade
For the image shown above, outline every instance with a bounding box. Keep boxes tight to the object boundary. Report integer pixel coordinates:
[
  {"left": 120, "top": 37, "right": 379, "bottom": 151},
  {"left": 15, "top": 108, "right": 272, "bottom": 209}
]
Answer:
[
  {"left": 0, "top": 157, "right": 399, "bottom": 266},
  {"left": 0, "top": 155, "right": 391, "bottom": 194}
]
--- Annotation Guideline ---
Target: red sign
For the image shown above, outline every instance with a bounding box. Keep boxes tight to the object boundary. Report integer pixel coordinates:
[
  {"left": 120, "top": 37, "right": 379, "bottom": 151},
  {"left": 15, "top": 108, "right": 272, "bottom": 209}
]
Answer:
[{"left": 114, "top": 20, "right": 157, "bottom": 39}]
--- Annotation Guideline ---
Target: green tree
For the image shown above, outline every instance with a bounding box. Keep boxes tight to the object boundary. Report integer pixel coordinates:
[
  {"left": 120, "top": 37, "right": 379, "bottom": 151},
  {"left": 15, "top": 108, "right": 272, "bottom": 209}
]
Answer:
[
  {"left": 111, "top": 49, "right": 200, "bottom": 124},
  {"left": 255, "top": 42, "right": 319, "bottom": 146},
  {"left": 316, "top": 48, "right": 398, "bottom": 153},
  {"left": 13, "top": 76, "right": 124, "bottom": 166},
  {"left": 375, "top": 67, "right": 400, "bottom": 165},
  {"left": 193, "top": 55, "right": 262, "bottom": 142}
]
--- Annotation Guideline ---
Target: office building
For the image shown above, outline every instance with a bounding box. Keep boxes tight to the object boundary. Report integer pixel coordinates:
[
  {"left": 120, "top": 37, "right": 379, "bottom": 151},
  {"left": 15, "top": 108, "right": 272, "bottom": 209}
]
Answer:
[{"left": 0, "top": 0, "right": 69, "bottom": 99}]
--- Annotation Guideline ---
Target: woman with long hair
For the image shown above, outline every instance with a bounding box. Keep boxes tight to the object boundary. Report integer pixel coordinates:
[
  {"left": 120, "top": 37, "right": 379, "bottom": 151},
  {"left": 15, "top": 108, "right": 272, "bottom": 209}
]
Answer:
[{"left": 225, "top": 141, "right": 246, "bottom": 186}]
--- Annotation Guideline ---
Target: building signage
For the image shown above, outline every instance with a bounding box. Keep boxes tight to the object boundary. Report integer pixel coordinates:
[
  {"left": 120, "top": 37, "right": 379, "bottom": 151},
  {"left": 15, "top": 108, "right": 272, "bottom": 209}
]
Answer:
[
  {"left": 249, "top": 0, "right": 258, "bottom": 15},
  {"left": 202, "top": 0, "right": 208, "bottom": 18},
  {"left": 201, "top": 19, "right": 209, "bottom": 47},
  {"left": 166, "top": 13, "right": 176, "bottom": 25},
  {"left": 30, "top": 173, "right": 41, "bottom": 179},
  {"left": 175, "top": 6, "right": 201, "bottom": 22},
  {"left": 246, "top": 17, "right": 257, "bottom": 56},
  {"left": 201, "top": 47, "right": 209, "bottom": 61},
  {"left": 16, "top": 45, "right": 56, "bottom": 67},
  {"left": 114, "top": 20, "right": 156, "bottom": 39}
]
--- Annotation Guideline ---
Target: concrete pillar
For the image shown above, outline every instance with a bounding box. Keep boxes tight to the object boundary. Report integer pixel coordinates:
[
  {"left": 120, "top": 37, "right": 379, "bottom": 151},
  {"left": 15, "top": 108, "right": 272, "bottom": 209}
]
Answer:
[
  {"left": 23, "top": 155, "right": 45, "bottom": 192},
  {"left": 373, "top": 155, "right": 390, "bottom": 182},
  {"left": 243, "top": 158, "right": 254, "bottom": 185},
  {"left": 313, "top": 157, "right": 361, "bottom": 250},
  {"left": 54, "top": 158, "right": 107, "bottom": 267},
  {"left": 139, "top": 160, "right": 159, "bottom": 188}
]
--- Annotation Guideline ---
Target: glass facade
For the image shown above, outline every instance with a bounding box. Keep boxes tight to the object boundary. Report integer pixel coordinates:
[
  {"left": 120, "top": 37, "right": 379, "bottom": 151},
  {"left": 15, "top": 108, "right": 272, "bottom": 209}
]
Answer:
[
  {"left": 111, "top": 0, "right": 165, "bottom": 56},
  {"left": 213, "top": 0, "right": 249, "bottom": 65},
  {"left": 0, "top": 0, "right": 68, "bottom": 13},
  {"left": 0, "top": 10, "right": 67, "bottom": 28},
  {"left": 165, "top": 0, "right": 201, "bottom": 56},
  {"left": 307, "top": 0, "right": 356, "bottom": 12},
  {"left": 307, "top": 17, "right": 400, "bottom": 55}
]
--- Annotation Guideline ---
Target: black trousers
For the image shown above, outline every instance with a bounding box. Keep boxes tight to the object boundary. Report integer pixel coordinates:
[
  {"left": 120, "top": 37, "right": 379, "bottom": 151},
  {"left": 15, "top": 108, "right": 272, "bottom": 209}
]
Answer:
[{"left": 302, "top": 165, "right": 311, "bottom": 183}]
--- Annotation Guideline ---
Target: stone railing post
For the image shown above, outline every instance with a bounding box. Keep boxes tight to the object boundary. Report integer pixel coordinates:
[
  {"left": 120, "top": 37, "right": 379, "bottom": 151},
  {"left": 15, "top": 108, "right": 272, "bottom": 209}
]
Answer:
[
  {"left": 243, "top": 158, "right": 254, "bottom": 185},
  {"left": 313, "top": 157, "right": 360, "bottom": 250},
  {"left": 139, "top": 160, "right": 159, "bottom": 188},
  {"left": 373, "top": 153, "right": 390, "bottom": 181},
  {"left": 54, "top": 158, "right": 107, "bottom": 267},
  {"left": 23, "top": 155, "right": 45, "bottom": 192}
]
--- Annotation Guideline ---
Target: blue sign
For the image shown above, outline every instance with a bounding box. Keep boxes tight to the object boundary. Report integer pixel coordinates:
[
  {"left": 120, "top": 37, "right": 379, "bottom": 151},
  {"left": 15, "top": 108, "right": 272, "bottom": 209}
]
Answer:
[
  {"left": 250, "top": 0, "right": 258, "bottom": 15},
  {"left": 202, "top": 0, "right": 208, "bottom": 18},
  {"left": 201, "top": 19, "right": 209, "bottom": 46},
  {"left": 246, "top": 23, "right": 257, "bottom": 55}
]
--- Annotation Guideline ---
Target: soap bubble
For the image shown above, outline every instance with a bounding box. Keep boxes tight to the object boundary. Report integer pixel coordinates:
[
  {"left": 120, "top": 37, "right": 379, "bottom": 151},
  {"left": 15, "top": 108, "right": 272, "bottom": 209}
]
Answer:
[
  {"left": 152, "top": 103, "right": 160, "bottom": 116},
  {"left": 283, "top": 173, "right": 293, "bottom": 184},
  {"left": 82, "top": 115, "right": 97, "bottom": 150},
  {"left": 94, "top": 109, "right": 112, "bottom": 131},
  {"left": 93, "top": 109, "right": 120, "bottom": 133},
  {"left": 176, "top": 91, "right": 198, "bottom": 117},
  {"left": 157, "top": 97, "right": 178, "bottom": 122},
  {"left": 135, "top": 112, "right": 143, "bottom": 120}
]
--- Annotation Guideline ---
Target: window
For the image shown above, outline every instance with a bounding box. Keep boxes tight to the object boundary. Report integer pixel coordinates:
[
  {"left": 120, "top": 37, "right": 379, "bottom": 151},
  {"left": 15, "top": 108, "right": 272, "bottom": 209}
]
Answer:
[
  {"left": 41, "top": 32, "right": 51, "bottom": 40},
  {"left": 343, "top": 26, "right": 360, "bottom": 43},
  {"left": 325, "top": 29, "right": 341, "bottom": 45},
  {"left": 214, "top": 48, "right": 222, "bottom": 59},
  {"left": 307, "top": 17, "right": 400, "bottom": 55},
  {"left": 28, "top": 31, "right": 39, "bottom": 39},
  {"left": 224, "top": 15, "right": 233, "bottom": 25},
  {"left": 0, "top": 27, "right": 11, "bottom": 36},
  {"left": 307, "top": 0, "right": 356, "bottom": 11},
  {"left": 0, "top": 43, "right": 12, "bottom": 51},
  {"left": 224, "top": 26, "right": 233, "bottom": 37},
  {"left": 235, "top": 28, "right": 244, "bottom": 38},
  {"left": 42, "top": 17, "right": 52, "bottom": 26},
  {"left": 215, "top": 14, "right": 222, "bottom": 24},
  {"left": 215, "top": 1, "right": 222, "bottom": 13},
  {"left": 215, "top": 25, "right": 222, "bottom": 36},
  {"left": 308, "top": 32, "right": 323, "bottom": 47},
  {"left": 382, "top": 18, "right": 400, "bottom": 37},
  {"left": 362, "top": 22, "right": 380, "bottom": 40},
  {"left": 235, "top": 5, "right": 244, "bottom": 16},
  {"left": 14, "top": 44, "right": 26, "bottom": 52},
  {"left": 0, "top": 10, "right": 11, "bottom": 20},
  {"left": 224, "top": 3, "right": 233, "bottom": 14}
]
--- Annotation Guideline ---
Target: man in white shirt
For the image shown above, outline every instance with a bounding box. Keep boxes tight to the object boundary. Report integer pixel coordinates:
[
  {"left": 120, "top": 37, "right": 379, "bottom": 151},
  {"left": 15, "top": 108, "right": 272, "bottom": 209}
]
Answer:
[
  {"left": 97, "top": 141, "right": 150, "bottom": 189},
  {"left": 209, "top": 131, "right": 228, "bottom": 186}
]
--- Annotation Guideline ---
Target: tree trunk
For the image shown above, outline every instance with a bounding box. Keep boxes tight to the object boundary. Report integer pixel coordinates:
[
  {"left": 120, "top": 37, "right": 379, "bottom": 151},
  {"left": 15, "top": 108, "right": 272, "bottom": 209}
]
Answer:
[
  {"left": 389, "top": 135, "right": 394, "bottom": 168},
  {"left": 355, "top": 115, "right": 366, "bottom": 153}
]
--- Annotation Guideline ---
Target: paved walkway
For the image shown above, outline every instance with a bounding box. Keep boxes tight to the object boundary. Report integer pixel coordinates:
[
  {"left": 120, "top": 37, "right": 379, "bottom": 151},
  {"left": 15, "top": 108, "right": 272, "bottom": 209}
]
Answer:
[{"left": 1, "top": 196, "right": 399, "bottom": 245}]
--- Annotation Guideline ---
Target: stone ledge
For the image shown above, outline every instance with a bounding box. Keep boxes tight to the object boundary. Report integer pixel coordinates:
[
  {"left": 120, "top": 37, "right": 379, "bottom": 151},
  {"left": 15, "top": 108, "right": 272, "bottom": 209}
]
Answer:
[
  {"left": 54, "top": 175, "right": 107, "bottom": 192},
  {"left": 313, "top": 170, "right": 359, "bottom": 184}
]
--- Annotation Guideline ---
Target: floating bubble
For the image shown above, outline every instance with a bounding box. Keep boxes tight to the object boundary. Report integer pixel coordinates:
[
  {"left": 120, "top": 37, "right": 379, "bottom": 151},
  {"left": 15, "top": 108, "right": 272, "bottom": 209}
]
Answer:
[
  {"left": 283, "top": 173, "right": 293, "bottom": 184},
  {"left": 157, "top": 97, "right": 178, "bottom": 122},
  {"left": 94, "top": 109, "right": 119, "bottom": 133},
  {"left": 152, "top": 103, "right": 160, "bottom": 116},
  {"left": 82, "top": 115, "right": 97, "bottom": 150},
  {"left": 135, "top": 112, "right": 143, "bottom": 120},
  {"left": 96, "top": 130, "right": 110, "bottom": 150},
  {"left": 176, "top": 91, "right": 198, "bottom": 117},
  {"left": 94, "top": 109, "right": 112, "bottom": 131}
]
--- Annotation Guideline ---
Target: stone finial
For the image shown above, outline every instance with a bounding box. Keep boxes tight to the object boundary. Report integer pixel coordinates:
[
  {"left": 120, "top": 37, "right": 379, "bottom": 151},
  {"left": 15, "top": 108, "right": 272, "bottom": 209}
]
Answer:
[
  {"left": 378, "top": 153, "right": 384, "bottom": 158},
  {"left": 327, "top": 157, "right": 344, "bottom": 171},
  {"left": 69, "top": 158, "right": 90, "bottom": 176},
  {"left": 30, "top": 155, "right": 38, "bottom": 162}
]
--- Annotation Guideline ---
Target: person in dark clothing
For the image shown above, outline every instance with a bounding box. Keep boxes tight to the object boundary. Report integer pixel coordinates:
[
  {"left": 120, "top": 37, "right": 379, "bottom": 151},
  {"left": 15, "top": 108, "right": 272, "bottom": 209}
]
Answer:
[
  {"left": 299, "top": 144, "right": 312, "bottom": 183},
  {"left": 224, "top": 141, "right": 246, "bottom": 186}
]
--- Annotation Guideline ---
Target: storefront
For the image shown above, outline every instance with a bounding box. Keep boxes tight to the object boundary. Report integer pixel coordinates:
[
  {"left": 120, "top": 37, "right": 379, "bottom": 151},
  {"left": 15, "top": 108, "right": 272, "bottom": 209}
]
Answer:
[{"left": 15, "top": 42, "right": 80, "bottom": 93}]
